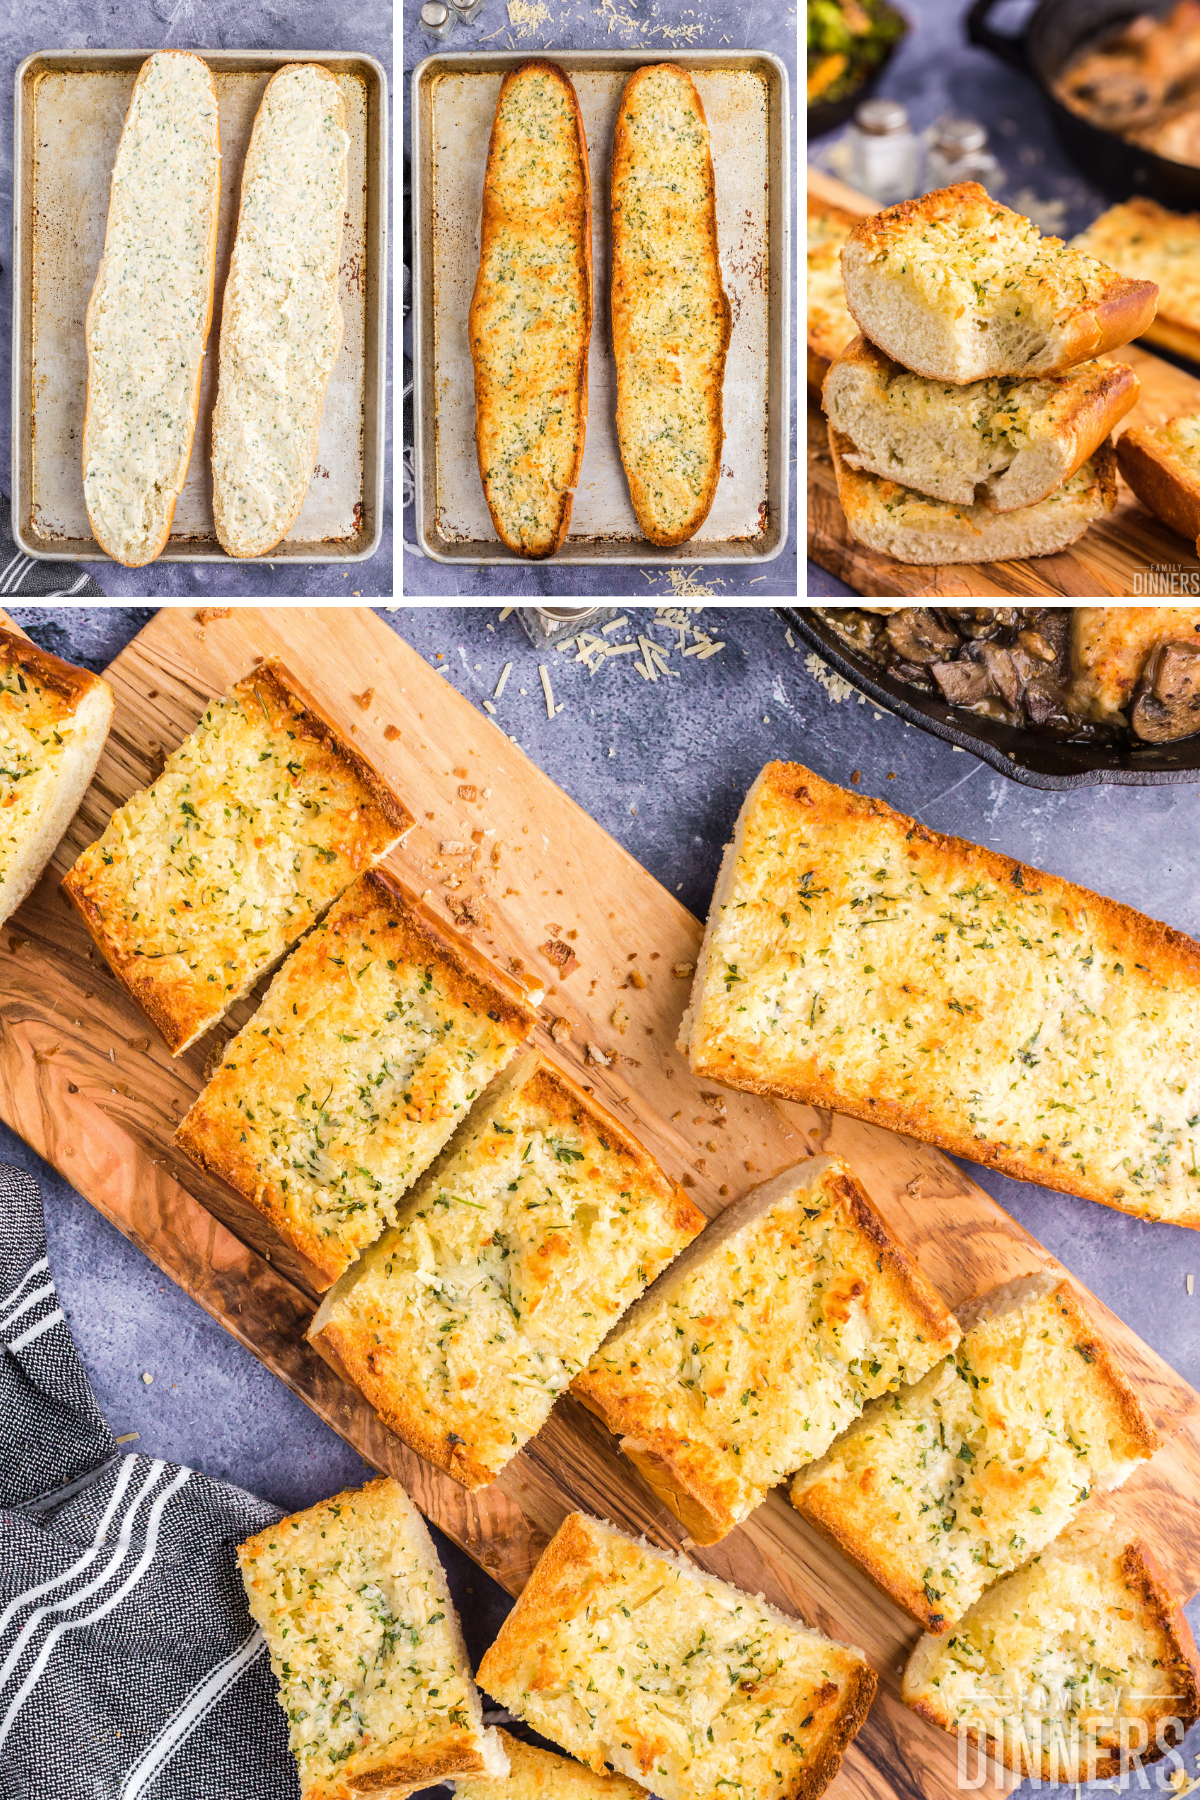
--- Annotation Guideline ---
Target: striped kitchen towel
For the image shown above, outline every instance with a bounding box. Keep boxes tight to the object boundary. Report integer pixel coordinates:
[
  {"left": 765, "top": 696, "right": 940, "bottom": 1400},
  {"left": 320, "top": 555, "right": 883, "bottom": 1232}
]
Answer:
[
  {"left": 0, "top": 505, "right": 105, "bottom": 598},
  {"left": 0, "top": 1165, "right": 295, "bottom": 1800}
]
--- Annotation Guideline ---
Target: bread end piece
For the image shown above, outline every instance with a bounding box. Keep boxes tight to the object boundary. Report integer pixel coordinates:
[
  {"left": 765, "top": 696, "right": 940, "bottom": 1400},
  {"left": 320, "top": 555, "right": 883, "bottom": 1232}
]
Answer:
[
  {"left": 1117, "top": 416, "right": 1200, "bottom": 545},
  {"left": 451, "top": 1730, "right": 651, "bottom": 1798}
]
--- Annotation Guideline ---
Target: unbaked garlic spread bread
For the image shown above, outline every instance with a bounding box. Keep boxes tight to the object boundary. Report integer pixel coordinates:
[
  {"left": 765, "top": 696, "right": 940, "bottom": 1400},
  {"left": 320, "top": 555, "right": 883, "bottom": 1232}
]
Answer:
[
  {"left": 792, "top": 1273, "right": 1159, "bottom": 1632},
  {"left": 62, "top": 661, "right": 411, "bottom": 1055},
  {"left": 310, "top": 1051, "right": 702, "bottom": 1487},
  {"left": 612, "top": 64, "right": 732, "bottom": 547},
  {"left": 238, "top": 1477, "right": 508, "bottom": 1800},
  {"left": 572, "top": 1153, "right": 959, "bottom": 1543},
  {"left": 175, "top": 870, "right": 534, "bottom": 1286},
  {"left": 211, "top": 64, "right": 349, "bottom": 558},
  {"left": 83, "top": 52, "right": 221, "bottom": 567},
  {"left": 469, "top": 61, "right": 592, "bottom": 560},
  {"left": 476, "top": 1511, "right": 876, "bottom": 1800},
  {"left": 680, "top": 761, "right": 1200, "bottom": 1227},
  {"left": 0, "top": 627, "right": 112, "bottom": 927},
  {"left": 903, "top": 1518, "right": 1200, "bottom": 1782},
  {"left": 452, "top": 1732, "right": 649, "bottom": 1799}
]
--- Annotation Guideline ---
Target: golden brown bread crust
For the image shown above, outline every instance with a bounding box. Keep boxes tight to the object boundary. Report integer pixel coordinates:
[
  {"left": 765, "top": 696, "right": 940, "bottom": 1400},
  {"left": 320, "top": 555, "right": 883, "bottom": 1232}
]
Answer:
[
  {"left": 807, "top": 196, "right": 861, "bottom": 404},
  {"left": 470, "top": 61, "right": 592, "bottom": 561},
  {"left": 457, "top": 1731, "right": 649, "bottom": 1798},
  {"left": 1116, "top": 421, "right": 1200, "bottom": 544},
  {"left": 62, "top": 659, "right": 413, "bottom": 1054},
  {"left": 689, "top": 760, "right": 1200, "bottom": 1225},
  {"left": 0, "top": 624, "right": 109, "bottom": 714},
  {"left": 612, "top": 64, "right": 732, "bottom": 547}
]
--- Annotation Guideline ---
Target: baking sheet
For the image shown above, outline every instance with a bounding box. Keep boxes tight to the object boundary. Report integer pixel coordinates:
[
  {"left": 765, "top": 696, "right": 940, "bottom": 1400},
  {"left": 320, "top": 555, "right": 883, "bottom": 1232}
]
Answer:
[
  {"left": 412, "top": 50, "right": 790, "bottom": 564},
  {"left": 13, "top": 50, "right": 387, "bottom": 563}
]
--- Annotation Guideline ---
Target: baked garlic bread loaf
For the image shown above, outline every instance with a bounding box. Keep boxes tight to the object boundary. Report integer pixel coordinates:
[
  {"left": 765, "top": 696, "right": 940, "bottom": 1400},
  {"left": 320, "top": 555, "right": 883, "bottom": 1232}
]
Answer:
[
  {"left": 477, "top": 1511, "right": 876, "bottom": 1800},
  {"left": 83, "top": 51, "right": 220, "bottom": 567},
  {"left": 1116, "top": 417, "right": 1200, "bottom": 546},
  {"left": 842, "top": 182, "right": 1158, "bottom": 382},
  {"left": 680, "top": 760, "right": 1200, "bottom": 1228},
  {"left": 63, "top": 661, "right": 411, "bottom": 1055},
  {"left": 572, "top": 1153, "right": 959, "bottom": 1543},
  {"left": 470, "top": 61, "right": 592, "bottom": 560},
  {"left": 310, "top": 1050, "right": 702, "bottom": 1486},
  {"left": 808, "top": 195, "right": 862, "bottom": 400},
  {"left": 792, "top": 1273, "right": 1159, "bottom": 1633},
  {"left": 175, "top": 871, "right": 534, "bottom": 1286},
  {"left": 452, "top": 1729, "right": 649, "bottom": 1798},
  {"left": 903, "top": 1519, "right": 1200, "bottom": 1781},
  {"left": 0, "top": 627, "right": 112, "bottom": 926},
  {"left": 238, "top": 1477, "right": 508, "bottom": 1800},
  {"left": 211, "top": 64, "right": 349, "bottom": 558},
  {"left": 612, "top": 64, "right": 732, "bottom": 546},
  {"left": 1072, "top": 197, "right": 1200, "bottom": 365}
]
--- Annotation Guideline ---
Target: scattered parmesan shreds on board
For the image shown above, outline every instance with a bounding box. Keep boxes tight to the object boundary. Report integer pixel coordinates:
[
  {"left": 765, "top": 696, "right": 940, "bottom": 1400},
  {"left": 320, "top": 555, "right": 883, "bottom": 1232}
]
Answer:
[
  {"left": 805, "top": 651, "right": 858, "bottom": 704},
  {"left": 493, "top": 661, "right": 513, "bottom": 699},
  {"left": 483, "top": 699, "right": 497, "bottom": 714},
  {"left": 602, "top": 616, "right": 628, "bottom": 633},
  {"left": 499, "top": 606, "right": 514, "bottom": 621}
]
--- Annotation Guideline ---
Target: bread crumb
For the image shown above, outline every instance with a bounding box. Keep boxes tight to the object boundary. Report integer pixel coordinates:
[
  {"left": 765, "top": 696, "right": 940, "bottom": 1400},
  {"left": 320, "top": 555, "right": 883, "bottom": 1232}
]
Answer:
[
  {"left": 541, "top": 939, "right": 579, "bottom": 976},
  {"left": 611, "top": 1005, "right": 629, "bottom": 1035},
  {"left": 627, "top": 967, "right": 647, "bottom": 989},
  {"left": 672, "top": 961, "right": 695, "bottom": 978},
  {"left": 549, "top": 1017, "right": 571, "bottom": 1044},
  {"left": 354, "top": 687, "right": 374, "bottom": 710},
  {"left": 194, "top": 607, "right": 232, "bottom": 625},
  {"left": 458, "top": 784, "right": 478, "bottom": 801},
  {"left": 384, "top": 724, "right": 402, "bottom": 741},
  {"left": 584, "top": 1041, "right": 612, "bottom": 1067}
]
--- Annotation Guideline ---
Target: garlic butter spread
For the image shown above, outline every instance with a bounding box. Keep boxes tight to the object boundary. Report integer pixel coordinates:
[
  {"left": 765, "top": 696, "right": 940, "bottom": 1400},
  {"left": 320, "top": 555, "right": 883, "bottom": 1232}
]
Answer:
[
  {"left": 0, "top": 660, "right": 78, "bottom": 894},
  {"left": 211, "top": 65, "right": 349, "bottom": 558},
  {"left": 83, "top": 52, "right": 220, "bottom": 567}
]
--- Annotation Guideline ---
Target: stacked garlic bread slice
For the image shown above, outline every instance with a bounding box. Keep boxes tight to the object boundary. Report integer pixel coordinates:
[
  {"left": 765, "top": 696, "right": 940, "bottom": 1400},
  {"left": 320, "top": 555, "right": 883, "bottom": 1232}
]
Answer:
[
  {"left": 453, "top": 1732, "right": 649, "bottom": 1798},
  {"left": 211, "top": 64, "right": 349, "bottom": 557},
  {"left": 83, "top": 51, "right": 221, "bottom": 566},
  {"left": 572, "top": 1153, "right": 959, "bottom": 1543},
  {"left": 175, "top": 871, "right": 534, "bottom": 1286},
  {"left": 611, "top": 64, "right": 732, "bottom": 546},
  {"left": 470, "top": 61, "right": 592, "bottom": 560},
  {"left": 239, "top": 1477, "right": 508, "bottom": 1800}
]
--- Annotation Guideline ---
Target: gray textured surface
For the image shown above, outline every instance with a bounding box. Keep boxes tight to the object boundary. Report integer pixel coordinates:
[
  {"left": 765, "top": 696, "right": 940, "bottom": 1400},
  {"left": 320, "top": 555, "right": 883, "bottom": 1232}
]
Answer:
[
  {"left": 401, "top": 0, "right": 797, "bottom": 599},
  {"left": 1, "top": 2, "right": 392, "bottom": 599},
  {"left": 10, "top": 602, "right": 1200, "bottom": 1798},
  {"left": 805, "top": 0, "right": 1200, "bottom": 597}
]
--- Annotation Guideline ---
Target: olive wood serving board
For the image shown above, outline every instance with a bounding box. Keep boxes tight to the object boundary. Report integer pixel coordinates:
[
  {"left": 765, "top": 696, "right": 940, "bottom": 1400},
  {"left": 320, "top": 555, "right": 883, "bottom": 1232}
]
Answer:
[
  {"left": 5, "top": 602, "right": 1200, "bottom": 1800},
  {"left": 807, "top": 163, "right": 1200, "bottom": 600}
]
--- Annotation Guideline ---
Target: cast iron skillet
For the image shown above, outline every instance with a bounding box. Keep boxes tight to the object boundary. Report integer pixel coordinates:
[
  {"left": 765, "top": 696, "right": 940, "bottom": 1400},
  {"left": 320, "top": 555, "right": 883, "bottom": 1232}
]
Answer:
[
  {"left": 967, "top": 0, "right": 1200, "bottom": 211},
  {"left": 778, "top": 608, "right": 1200, "bottom": 789}
]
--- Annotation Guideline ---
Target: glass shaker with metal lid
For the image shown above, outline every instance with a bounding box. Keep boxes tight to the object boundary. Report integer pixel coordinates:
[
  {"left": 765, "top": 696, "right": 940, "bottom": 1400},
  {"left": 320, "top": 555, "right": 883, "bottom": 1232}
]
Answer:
[
  {"left": 846, "top": 97, "right": 919, "bottom": 205},
  {"left": 420, "top": 1, "right": 455, "bottom": 38},
  {"left": 924, "top": 116, "right": 1002, "bottom": 194}
]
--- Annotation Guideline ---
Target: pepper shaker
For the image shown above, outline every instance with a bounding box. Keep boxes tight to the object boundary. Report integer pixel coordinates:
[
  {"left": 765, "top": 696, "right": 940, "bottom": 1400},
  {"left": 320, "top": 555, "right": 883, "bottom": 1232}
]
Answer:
[
  {"left": 846, "top": 98, "right": 919, "bottom": 206},
  {"left": 925, "top": 116, "right": 1002, "bottom": 195},
  {"left": 420, "top": 1, "right": 455, "bottom": 39},
  {"left": 448, "top": 0, "right": 487, "bottom": 20}
]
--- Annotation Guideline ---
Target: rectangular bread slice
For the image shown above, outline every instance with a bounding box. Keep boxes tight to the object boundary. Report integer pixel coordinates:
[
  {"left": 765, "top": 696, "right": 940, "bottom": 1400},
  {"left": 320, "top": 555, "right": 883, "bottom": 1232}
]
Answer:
[
  {"left": 791, "top": 1273, "right": 1159, "bottom": 1633},
  {"left": 825, "top": 335, "right": 1138, "bottom": 511},
  {"left": 0, "top": 626, "right": 112, "bottom": 925},
  {"left": 476, "top": 1511, "right": 876, "bottom": 1800},
  {"left": 680, "top": 759, "right": 1200, "bottom": 1227},
  {"left": 175, "top": 870, "right": 534, "bottom": 1286},
  {"left": 83, "top": 51, "right": 221, "bottom": 567},
  {"left": 807, "top": 195, "right": 861, "bottom": 401},
  {"left": 62, "top": 660, "right": 413, "bottom": 1055},
  {"left": 453, "top": 1729, "right": 650, "bottom": 1798},
  {"left": 902, "top": 1517, "right": 1200, "bottom": 1780},
  {"left": 1072, "top": 197, "right": 1200, "bottom": 364},
  {"left": 211, "top": 64, "right": 348, "bottom": 558},
  {"left": 309, "top": 1050, "right": 704, "bottom": 1487},
  {"left": 469, "top": 61, "right": 592, "bottom": 561},
  {"left": 1116, "top": 415, "right": 1200, "bottom": 546},
  {"left": 238, "top": 1476, "right": 508, "bottom": 1800},
  {"left": 571, "top": 1152, "right": 959, "bottom": 1544},
  {"left": 828, "top": 422, "right": 1117, "bottom": 563},
  {"left": 842, "top": 182, "right": 1158, "bottom": 382},
  {"left": 612, "top": 64, "right": 732, "bottom": 547}
]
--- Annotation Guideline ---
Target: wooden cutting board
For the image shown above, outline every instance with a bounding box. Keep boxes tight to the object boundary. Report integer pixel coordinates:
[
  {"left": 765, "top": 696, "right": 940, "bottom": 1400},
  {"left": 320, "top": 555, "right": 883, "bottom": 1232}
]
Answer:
[
  {"left": 807, "top": 165, "right": 1200, "bottom": 599},
  {"left": 6, "top": 603, "right": 1200, "bottom": 1800}
]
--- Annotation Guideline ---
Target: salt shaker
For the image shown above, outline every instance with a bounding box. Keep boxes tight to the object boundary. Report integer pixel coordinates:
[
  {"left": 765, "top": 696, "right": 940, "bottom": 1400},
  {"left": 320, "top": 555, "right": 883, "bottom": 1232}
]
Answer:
[
  {"left": 420, "top": 1, "right": 455, "bottom": 39},
  {"left": 846, "top": 99, "right": 920, "bottom": 206},
  {"left": 448, "top": 0, "right": 487, "bottom": 19},
  {"left": 925, "top": 116, "right": 1002, "bottom": 195}
]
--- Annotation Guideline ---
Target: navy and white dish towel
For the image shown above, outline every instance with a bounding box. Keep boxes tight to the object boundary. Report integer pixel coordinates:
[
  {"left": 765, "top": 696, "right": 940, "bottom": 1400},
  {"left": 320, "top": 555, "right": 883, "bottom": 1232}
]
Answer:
[{"left": 0, "top": 1164, "right": 297, "bottom": 1800}]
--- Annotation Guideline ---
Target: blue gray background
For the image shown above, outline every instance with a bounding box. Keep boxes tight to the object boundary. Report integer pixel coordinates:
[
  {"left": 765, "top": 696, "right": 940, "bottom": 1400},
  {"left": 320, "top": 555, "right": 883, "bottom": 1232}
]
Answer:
[
  {"left": 2, "top": 2, "right": 392, "bottom": 599},
  {"left": 9, "top": 603, "right": 1200, "bottom": 1798}
]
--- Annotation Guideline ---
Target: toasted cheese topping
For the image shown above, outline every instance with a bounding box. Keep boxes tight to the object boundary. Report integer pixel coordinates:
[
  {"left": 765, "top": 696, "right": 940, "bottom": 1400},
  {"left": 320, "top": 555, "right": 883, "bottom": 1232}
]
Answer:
[
  {"left": 63, "top": 664, "right": 409, "bottom": 1053},
  {"left": 313, "top": 1055, "right": 701, "bottom": 1487},
  {"left": 574, "top": 1155, "right": 958, "bottom": 1539},
  {"left": 904, "top": 1523, "right": 1199, "bottom": 1780},
  {"left": 477, "top": 1513, "right": 873, "bottom": 1800},
  {"left": 685, "top": 762, "right": 1200, "bottom": 1226},
  {"left": 83, "top": 52, "right": 220, "bottom": 566},
  {"left": 0, "top": 660, "right": 83, "bottom": 895},
  {"left": 470, "top": 64, "right": 590, "bottom": 558},
  {"left": 238, "top": 1478, "right": 494, "bottom": 1799},
  {"left": 792, "top": 1279, "right": 1156, "bottom": 1630},
  {"left": 212, "top": 65, "right": 348, "bottom": 557},
  {"left": 1068, "top": 605, "right": 1200, "bottom": 720},
  {"left": 1072, "top": 198, "right": 1200, "bottom": 335},
  {"left": 176, "top": 872, "right": 531, "bottom": 1284},
  {"left": 612, "top": 65, "right": 731, "bottom": 542},
  {"left": 454, "top": 1732, "right": 648, "bottom": 1799}
]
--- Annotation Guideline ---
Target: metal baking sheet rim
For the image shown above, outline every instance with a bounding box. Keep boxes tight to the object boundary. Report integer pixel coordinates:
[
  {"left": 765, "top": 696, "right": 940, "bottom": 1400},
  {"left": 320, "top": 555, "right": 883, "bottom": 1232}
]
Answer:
[
  {"left": 11, "top": 46, "right": 388, "bottom": 566},
  {"left": 411, "top": 48, "right": 792, "bottom": 567}
]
